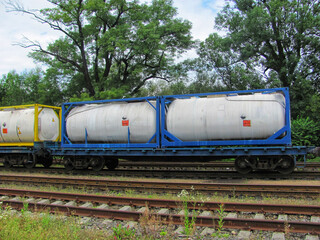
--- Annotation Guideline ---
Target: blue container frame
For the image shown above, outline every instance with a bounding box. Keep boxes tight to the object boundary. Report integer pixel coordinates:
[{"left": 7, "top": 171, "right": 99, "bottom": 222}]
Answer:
[
  {"left": 160, "top": 87, "right": 291, "bottom": 147},
  {"left": 61, "top": 96, "right": 160, "bottom": 148}
]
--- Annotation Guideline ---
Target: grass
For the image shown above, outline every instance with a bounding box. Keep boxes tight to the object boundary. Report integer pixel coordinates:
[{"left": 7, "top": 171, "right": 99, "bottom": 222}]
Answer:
[
  {"left": 0, "top": 206, "right": 173, "bottom": 240},
  {"left": 0, "top": 182, "right": 318, "bottom": 239},
  {"left": 0, "top": 207, "right": 109, "bottom": 240},
  {"left": 306, "top": 156, "right": 320, "bottom": 162},
  {"left": 0, "top": 206, "right": 177, "bottom": 240},
  {"left": 112, "top": 224, "right": 136, "bottom": 240}
]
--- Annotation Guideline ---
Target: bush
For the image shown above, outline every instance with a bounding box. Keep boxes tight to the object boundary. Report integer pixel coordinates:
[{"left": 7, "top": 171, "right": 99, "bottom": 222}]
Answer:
[{"left": 291, "top": 117, "right": 320, "bottom": 146}]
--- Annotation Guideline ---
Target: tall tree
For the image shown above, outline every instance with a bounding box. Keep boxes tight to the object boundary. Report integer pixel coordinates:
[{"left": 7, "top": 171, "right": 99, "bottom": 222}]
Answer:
[
  {"left": 0, "top": 69, "right": 63, "bottom": 106},
  {"left": 212, "top": 0, "right": 320, "bottom": 89},
  {"left": 0, "top": 71, "right": 26, "bottom": 106},
  {"left": 191, "top": 0, "right": 320, "bottom": 120},
  {"left": 7, "top": 0, "right": 193, "bottom": 98},
  {"left": 194, "top": 33, "right": 266, "bottom": 90}
]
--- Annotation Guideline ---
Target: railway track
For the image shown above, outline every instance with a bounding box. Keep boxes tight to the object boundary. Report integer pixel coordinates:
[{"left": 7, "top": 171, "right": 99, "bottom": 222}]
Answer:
[
  {"left": 0, "top": 174, "right": 319, "bottom": 198},
  {"left": 0, "top": 168, "right": 320, "bottom": 180},
  {"left": 1, "top": 188, "right": 319, "bottom": 215},
  {"left": 51, "top": 159, "right": 320, "bottom": 170},
  {"left": 116, "top": 161, "right": 320, "bottom": 169},
  {"left": 1, "top": 159, "right": 320, "bottom": 180},
  {"left": 1, "top": 166, "right": 320, "bottom": 180},
  {"left": 3, "top": 159, "right": 320, "bottom": 169},
  {"left": 0, "top": 188, "right": 319, "bottom": 236}
]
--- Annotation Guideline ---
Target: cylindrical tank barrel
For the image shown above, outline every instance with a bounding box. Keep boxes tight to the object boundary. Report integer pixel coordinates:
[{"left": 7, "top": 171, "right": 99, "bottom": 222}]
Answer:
[
  {"left": 0, "top": 107, "right": 60, "bottom": 142},
  {"left": 166, "top": 93, "right": 286, "bottom": 141},
  {"left": 66, "top": 101, "right": 157, "bottom": 143}
]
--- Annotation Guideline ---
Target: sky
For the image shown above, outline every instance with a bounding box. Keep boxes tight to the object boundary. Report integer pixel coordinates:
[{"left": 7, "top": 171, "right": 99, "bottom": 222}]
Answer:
[{"left": 0, "top": 0, "right": 225, "bottom": 76}]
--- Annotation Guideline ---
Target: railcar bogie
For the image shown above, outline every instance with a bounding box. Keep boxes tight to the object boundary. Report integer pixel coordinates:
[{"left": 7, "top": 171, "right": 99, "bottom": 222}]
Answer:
[
  {"left": 235, "top": 155, "right": 296, "bottom": 174},
  {"left": 63, "top": 156, "right": 91, "bottom": 170},
  {"left": 2, "top": 153, "right": 54, "bottom": 169},
  {"left": 62, "top": 156, "right": 119, "bottom": 171},
  {"left": 3, "top": 155, "right": 31, "bottom": 168}
]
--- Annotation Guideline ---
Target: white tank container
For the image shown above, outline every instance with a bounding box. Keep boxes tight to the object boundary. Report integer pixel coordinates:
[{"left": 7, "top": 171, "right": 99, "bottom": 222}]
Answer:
[
  {"left": 166, "top": 93, "right": 286, "bottom": 141},
  {"left": 66, "top": 101, "right": 157, "bottom": 143},
  {"left": 0, "top": 107, "right": 60, "bottom": 142}
]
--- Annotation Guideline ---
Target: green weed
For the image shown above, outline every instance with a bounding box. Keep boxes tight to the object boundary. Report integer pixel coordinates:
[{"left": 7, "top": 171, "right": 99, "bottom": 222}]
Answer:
[
  {"left": 211, "top": 204, "right": 230, "bottom": 238},
  {"left": 21, "top": 202, "right": 29, "bottom": 215},
  {"left": 112, "top": 224, "right": 136, "bottom": 240},
  {"left": 177, "top": 189, "right": 200, "bottom": 236}
]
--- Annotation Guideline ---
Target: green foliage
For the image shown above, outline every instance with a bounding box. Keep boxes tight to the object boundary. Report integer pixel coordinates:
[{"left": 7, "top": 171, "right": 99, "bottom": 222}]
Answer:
[
  {"left": 177, "top": 189, "right": 198, "bottom": 236},
  {"left": 0, "top": 209, "right": 107, "bottom": 240},
  {"left": 211, "top": 204, "right": 229, "bottom": 238},
  {"left": 112, "top": 224, "right": 136, "bottom": 240},
  {"left": 182, "top": 202, "right": 197, "bottom": 236},
  {"left": 10, "top": 0, "right": 193, "bottom": 99},
  {"left": 0, "top": 69, "right": 63, "bottom": 106},
  {"left": 0, "top": 71, "right": 26, "bottom": 105},
  {"left": 96, "top": 87, "right": 129, "bottom": 100},
  {"left": 69, "top": 93, "right": 94, "bottom": 103},
  {"left": 289, "top": 77, "right": 316, "bottom": 119},
  {"left": 213, "top": 0, "right": 320, "bottom": 89},
  {"left": 159, "top": 230, "right": 167, "bottom": 236},
  {"left": 291, "top": 117, "right": 320, "bottom": 146},
  {"left": 305, "top": 93, "right": 320, "bottom": 124},
  {"left": 194, "top": 33, "right": 266, "bottom": 91},
  {"left": 21, "top": 202, "right": 29, "bottom": 215}
]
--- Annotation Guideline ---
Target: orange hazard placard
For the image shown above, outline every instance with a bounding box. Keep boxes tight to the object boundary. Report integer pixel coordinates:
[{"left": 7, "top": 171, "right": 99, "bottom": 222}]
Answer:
[
  {"left": 2, "top": 128, "right": 8, "bottom": 134},
  {"left": 243, "top": 120, "right": 251, "bottom": 127},
  {"left": 122, "top": 120, "right": 129, "bottom": 126}
]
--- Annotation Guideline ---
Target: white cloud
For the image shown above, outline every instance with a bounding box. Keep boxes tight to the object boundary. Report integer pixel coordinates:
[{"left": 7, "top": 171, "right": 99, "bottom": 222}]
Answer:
[
  {"left": 202, "top": 0, "right": 225, "bottom": 13},
  {"left": 173, "top": 0, "right": 216, "bottom": 41}
]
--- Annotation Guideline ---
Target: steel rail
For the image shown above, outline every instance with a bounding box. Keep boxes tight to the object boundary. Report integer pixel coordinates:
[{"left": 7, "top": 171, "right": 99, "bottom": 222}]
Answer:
[
  {"left": 2, "top": 200, "right": 319, "bottom": 234},
  {"left": 0, "top": 174, "right": 319, "bottom": 197},
  {"left": 3, "top": 159, "right": 320, "bottom": 168},
  {"left": 0, "top": 188, "right": 319, "bottom": 215},
  {"left": 117, "top": 161, "right": 320, "bottom": 168},
  {"left": 2, "top": 167, "right": 320, "bottom": 181}
]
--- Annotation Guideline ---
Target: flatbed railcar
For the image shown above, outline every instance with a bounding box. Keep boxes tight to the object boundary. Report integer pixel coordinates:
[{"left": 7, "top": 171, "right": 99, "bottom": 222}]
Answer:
[{"left": 0, "top": 88, "right": 313, "bottom": 174}]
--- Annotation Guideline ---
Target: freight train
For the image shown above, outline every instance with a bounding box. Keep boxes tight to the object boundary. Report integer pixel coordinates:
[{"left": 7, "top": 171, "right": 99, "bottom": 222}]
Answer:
[{"left": 0, "top": 88, "right": 312, "bottom": 174}]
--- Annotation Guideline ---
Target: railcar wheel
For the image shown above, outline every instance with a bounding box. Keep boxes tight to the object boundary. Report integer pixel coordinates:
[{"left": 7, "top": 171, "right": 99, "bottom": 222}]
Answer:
[
  {"left": 39, "top": 156, "right": 53, "bottom": 168},
  {"left": 64, "top": 158, "right": 75, "bottom": 171},
  {"left": 105, "top": 158, "right": 119, "bottom": 170},
  {"left": 23, "top": 156, "right": 36, "bottom": 169},
  {"left": 276, "top": 156, "right": 295, "bottom": 174},
  {"left": 235, "top": 157, "right": 253, "bottom": 174},
  {"left": 3, "top": 157, "right": 12, "bottom": 168},
  {"left": 91, "top": 157, "right": 105, "bottom": 172}
]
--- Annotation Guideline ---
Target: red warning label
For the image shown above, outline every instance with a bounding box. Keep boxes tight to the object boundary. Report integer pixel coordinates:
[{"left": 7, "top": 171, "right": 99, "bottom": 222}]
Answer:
[
  {"left": 122, "top": 120, "right": 129, "bottom": 126},
  {"left": 243, "top": 120, "right": 251, "bottom": 127},
  {"left": 2, "top": 128, "right": 8, "bottom": 134}
]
